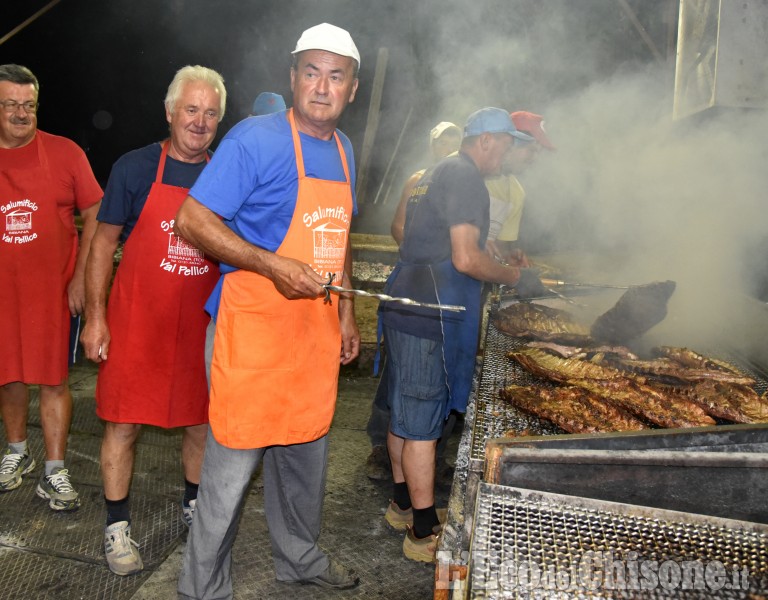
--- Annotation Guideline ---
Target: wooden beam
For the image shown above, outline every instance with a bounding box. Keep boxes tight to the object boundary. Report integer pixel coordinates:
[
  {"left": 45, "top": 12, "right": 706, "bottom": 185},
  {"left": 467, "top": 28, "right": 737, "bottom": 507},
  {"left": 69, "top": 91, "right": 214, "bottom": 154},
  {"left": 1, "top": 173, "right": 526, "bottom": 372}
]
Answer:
[
  {"left": 355, "top": 47, "right": 389, "bottom": 205},
  {"left": 0, "top": 0, "right": 62, "bottom": 46},
  {"left": 373, "top": 105, "right": 414, "bottom": 205},
  {"left": 616, "top": 0, "right": 665, "bottom": 63}
]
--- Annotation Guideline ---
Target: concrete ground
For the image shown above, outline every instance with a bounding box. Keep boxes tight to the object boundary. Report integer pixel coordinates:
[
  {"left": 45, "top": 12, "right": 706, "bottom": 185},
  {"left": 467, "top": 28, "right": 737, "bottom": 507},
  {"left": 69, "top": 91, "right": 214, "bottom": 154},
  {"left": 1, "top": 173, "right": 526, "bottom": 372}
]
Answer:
[{"left": 0, "top": 335, "right": 458, "bottom": 599}]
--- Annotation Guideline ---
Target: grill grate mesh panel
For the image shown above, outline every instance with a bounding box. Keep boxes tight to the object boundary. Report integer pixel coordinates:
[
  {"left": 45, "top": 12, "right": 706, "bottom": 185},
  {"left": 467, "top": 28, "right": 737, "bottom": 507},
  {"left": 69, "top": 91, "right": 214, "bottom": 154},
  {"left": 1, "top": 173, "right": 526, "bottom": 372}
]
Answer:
[
  {"left": 471, "top": 302, "right": 768, "bottom": 467},
  {"left": 470, "top": 483, "right": 768, "bottom": 599},
  {"left": 470, "top": 319, "right": 567, "bottom": 464}
]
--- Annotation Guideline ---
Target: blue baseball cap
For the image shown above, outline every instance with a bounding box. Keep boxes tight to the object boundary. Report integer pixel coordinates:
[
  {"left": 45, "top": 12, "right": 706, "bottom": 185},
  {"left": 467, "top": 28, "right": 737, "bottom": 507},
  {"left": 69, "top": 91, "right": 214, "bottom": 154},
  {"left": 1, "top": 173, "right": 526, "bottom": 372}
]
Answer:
[
  {"left": 251, "top": 92, "right": 286, "bottom": 116},
  {"left": 463, "top": 107, "right": 535, "bottom": 143}
]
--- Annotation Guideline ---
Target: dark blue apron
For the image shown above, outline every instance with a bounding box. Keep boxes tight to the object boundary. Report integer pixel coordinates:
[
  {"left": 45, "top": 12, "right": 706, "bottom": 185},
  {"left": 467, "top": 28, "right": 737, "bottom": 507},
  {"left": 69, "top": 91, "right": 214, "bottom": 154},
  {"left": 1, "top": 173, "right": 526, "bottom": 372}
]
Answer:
[{"left": 378, "top": 257, "right": 481, "bottom": 417}]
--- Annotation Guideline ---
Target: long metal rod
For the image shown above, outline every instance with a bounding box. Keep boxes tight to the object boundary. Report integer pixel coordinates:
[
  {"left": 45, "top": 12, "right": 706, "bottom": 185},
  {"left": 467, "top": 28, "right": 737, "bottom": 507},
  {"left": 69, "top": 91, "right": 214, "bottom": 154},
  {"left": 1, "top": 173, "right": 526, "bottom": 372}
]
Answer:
[
  {"left": 0, "top": 0, "right": 62, "bottom": 46},
  {"left": 324, "top": 284, "right": 465, "bottom": 312},
  {"left": 541, "top": 278, "right": 630, "bottom": 290}
]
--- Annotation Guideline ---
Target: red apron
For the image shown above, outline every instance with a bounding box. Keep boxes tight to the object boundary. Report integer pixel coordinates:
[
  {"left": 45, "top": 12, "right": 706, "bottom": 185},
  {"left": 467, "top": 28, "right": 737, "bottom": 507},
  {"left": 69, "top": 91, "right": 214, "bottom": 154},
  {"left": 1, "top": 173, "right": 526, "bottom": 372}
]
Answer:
[
  {"left": 0, "top": 135, "right": 75, "bottom": 386},
  {"left": 96, "top": 142, "right": 217, "bottom": 427},
  {"left": 209, "top": 109, "right": 353, "bottom": 449}
]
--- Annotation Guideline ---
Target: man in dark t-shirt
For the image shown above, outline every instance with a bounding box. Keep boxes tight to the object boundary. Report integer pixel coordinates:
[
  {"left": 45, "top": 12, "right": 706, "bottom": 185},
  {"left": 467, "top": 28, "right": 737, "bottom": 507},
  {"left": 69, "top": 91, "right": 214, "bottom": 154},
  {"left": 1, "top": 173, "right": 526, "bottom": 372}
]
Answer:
[{"left": 379, "top": 107, "right": 545, "bottom": 562}]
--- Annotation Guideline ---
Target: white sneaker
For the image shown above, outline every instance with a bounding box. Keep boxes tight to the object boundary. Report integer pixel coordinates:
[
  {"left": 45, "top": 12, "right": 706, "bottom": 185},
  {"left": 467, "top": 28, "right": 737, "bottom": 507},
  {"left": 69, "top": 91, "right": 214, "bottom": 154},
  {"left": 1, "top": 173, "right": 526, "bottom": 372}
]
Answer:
[
  {"left": 104, "top": 521, "right": 143, "bottom": 576},
  {"left": 36, "top": 467, "right": 80, "bottom": 511},
  {"left": 0, "top": 447, "right": 35, "bottom": 492},
  {"left": 181, "top": 498, "right": 196, "bottom": 528}
]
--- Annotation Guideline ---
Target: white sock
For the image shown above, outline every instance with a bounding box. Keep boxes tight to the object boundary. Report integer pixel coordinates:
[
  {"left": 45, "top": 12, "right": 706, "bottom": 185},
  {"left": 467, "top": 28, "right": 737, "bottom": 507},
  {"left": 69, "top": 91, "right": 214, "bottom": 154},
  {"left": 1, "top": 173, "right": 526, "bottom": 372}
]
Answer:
[
  {"left": 8, "top": 440, "right": 27, "bottom": 456},
  {"left": 45, "top": 460, "right": 64, "bottom": 476}
]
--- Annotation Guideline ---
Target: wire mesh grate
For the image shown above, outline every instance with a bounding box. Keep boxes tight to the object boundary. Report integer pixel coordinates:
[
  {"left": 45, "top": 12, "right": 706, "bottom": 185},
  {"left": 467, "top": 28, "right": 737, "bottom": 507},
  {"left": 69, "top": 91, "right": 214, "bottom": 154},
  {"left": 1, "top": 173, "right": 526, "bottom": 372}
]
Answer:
[{"left": 469, "top": 483, "right": 768, "bottom": 599}]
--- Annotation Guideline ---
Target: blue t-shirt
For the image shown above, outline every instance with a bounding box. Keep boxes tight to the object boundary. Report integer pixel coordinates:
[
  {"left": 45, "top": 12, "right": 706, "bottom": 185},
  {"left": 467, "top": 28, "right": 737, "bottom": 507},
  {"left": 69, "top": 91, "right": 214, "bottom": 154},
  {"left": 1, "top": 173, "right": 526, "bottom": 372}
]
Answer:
[
  {"left": 98, "top": 143, "right": 209, "bottom": 242},
  {"left": 188, "top": 111, "right": 357, "bottom": 318},
  {"left": 381, "top": 152, "right": 490, "bottom": 339}
]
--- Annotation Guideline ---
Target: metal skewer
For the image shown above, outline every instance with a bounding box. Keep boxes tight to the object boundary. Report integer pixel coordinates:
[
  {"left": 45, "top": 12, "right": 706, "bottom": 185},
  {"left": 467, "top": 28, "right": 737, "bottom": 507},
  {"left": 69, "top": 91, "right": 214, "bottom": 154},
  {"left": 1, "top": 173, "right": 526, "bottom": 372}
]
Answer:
[
  {"left": 541, "top": 278, "right": 631, "bottom": 290},
  {"left": 322, "top": 275, "right": 466, "bottom": 312}
]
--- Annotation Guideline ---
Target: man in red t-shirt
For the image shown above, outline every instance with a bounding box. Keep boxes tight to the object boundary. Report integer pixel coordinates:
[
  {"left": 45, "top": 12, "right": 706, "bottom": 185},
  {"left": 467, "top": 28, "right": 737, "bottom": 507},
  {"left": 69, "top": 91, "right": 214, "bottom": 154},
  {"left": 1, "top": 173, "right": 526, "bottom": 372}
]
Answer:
[{"left": 0, "top": 64, "right": 102, "bottom": 512}]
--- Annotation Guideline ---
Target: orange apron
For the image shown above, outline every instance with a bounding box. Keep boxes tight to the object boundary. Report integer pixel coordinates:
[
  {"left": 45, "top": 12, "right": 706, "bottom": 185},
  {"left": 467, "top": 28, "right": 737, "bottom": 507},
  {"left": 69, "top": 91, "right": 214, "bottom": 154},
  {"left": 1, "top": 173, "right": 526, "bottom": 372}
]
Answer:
[
  {"left": 0, "top": 135, "right": 76, "bottom": 386},
  {"left": 209, "top": 109, "right": 353, "bottom": 449},
  {"left": 96, "top": 142, "right": 218, "bottom": 427}
]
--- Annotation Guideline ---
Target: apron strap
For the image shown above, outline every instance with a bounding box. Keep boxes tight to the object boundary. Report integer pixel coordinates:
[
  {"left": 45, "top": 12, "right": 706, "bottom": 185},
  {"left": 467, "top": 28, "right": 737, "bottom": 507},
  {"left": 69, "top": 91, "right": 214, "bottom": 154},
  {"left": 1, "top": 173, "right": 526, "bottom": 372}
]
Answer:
[
  {"left": 155, "top": 141, "right": 169, "bottom": 183},
  {"left": 287, "top": 108, "right": 351, "bottom": 184}
]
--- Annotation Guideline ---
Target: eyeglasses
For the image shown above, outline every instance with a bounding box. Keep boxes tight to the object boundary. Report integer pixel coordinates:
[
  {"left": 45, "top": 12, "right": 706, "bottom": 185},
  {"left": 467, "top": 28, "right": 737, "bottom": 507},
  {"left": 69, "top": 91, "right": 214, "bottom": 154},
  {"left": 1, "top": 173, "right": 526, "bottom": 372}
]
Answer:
[{"left": 0, "top": 100, "right": 38, "bottom": 114}]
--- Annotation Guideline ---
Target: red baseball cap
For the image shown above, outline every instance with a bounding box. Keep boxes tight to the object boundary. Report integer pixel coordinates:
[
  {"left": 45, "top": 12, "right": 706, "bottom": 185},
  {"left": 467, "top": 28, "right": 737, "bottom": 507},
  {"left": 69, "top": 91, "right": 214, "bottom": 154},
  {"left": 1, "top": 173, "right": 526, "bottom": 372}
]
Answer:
[{"left": 510, "top": 111, "right": 556, "bottom": 150}]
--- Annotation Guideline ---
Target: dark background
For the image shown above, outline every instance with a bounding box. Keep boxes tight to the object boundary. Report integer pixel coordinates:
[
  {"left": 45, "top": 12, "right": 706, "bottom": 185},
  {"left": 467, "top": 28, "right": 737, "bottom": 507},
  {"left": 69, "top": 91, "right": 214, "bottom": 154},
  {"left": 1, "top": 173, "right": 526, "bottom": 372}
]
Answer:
[{"left": 3, "top": 0, "right": 677, "bottom": 233}]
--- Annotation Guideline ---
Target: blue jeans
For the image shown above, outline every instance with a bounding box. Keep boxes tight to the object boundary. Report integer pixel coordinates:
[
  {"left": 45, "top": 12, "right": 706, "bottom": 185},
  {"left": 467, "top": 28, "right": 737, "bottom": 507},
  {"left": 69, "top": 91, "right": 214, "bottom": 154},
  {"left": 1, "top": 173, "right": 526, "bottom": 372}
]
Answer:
[{"left": 384, "top": 326, "right": 448, "bottom": 441}]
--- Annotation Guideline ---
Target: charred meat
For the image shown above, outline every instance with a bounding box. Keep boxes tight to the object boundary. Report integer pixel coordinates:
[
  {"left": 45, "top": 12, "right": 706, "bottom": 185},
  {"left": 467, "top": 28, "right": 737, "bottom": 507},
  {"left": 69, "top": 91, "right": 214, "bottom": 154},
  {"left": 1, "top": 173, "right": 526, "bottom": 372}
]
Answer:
[
  {"left": 508, "top": 347, "right": 639, "bottom": 384},
  {"left": 659, "top": 381, "right": 768, "bottom": 424},
  {"left": 507, "top": 347, "right": 716, "bottom": 428},
  {"left": 572, "top": 378, "right": 716, "bottom": 428},
  {"left": 493, "top": 302, "right": 592, "bottom": 344},
  {"left": 596, "top": 356, "right": 756, "bottom": 387},
  {"left": 654, "top": 346, "right": 748, "bottom": 377},
  {"left": 500, "top": 384, "right": 647, "bottom": 433},
  {"left": 527, "top": 341, "right": 639, "bottom": 360},
  {"left": 590, "top": 280, "right": 676, "bottom": 344}
]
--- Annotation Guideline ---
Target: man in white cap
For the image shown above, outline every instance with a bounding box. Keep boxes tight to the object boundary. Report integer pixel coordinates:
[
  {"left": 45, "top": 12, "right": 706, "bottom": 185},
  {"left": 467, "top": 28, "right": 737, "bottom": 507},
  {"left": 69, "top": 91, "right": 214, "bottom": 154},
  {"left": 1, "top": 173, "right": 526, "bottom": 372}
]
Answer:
[
  {"left": 176, "top": 22, "right": 361, "bottom": 597},
  {"left": 379, "top": 107, "right": 545, "bottom": 562},
  {"left": 389, "top": 121, "right": 462, "bottom": 245}
]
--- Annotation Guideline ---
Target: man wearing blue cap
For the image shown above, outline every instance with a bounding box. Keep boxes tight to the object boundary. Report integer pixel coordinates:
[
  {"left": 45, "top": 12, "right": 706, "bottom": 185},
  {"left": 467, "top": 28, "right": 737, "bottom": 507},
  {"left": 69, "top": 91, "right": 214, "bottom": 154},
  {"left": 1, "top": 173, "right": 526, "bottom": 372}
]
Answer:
[
  {"left": 379, "top": 107, "right": 545, "bottom": 562},
  {"left": 250, "top": 91, "right": 286, "bottom": 116}
]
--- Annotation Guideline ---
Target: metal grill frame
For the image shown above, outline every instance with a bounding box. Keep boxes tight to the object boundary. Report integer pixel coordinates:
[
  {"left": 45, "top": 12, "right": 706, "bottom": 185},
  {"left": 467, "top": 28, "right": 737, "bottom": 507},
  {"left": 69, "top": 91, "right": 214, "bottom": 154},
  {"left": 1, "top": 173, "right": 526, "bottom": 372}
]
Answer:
[{"left": 469, "top": 483, "right": 768, "bottom": 599}]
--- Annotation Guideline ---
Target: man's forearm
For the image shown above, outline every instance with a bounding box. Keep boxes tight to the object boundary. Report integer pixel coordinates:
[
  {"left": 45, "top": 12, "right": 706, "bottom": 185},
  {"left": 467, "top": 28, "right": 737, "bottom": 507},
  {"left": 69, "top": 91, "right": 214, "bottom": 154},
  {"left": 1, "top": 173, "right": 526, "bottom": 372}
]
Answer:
[
  {"left": 175, "top": 196, "right": 281, "bottom": 278},
  {"left": 73, "top": 204, "right": 100, "bottom": 284},
  {"left": 84, "top": 236, "right": 118, "bottom": 321}
]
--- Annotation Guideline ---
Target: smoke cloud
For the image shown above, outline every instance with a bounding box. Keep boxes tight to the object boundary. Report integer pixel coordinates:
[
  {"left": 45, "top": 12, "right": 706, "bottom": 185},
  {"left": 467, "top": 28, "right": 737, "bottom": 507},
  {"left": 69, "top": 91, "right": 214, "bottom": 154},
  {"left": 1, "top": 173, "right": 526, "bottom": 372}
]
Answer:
[{"left": 380, "top": 0, "right": 768, "bottom": 357}]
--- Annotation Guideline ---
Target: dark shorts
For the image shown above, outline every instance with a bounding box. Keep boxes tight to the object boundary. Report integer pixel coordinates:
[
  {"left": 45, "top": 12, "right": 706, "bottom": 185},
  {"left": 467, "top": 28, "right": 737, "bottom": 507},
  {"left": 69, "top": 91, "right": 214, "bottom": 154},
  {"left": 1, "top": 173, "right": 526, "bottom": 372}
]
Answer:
[{"left": 384, "top": 326, "right": 448, "bottom": 441}]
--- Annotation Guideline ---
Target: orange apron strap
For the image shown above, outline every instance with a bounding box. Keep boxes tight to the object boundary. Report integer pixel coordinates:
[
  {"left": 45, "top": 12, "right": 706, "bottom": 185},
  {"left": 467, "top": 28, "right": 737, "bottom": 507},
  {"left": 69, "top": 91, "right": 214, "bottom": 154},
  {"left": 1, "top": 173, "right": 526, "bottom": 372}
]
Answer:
[{"left": 287, "top": 109, "right": 351, "bottom": 184}]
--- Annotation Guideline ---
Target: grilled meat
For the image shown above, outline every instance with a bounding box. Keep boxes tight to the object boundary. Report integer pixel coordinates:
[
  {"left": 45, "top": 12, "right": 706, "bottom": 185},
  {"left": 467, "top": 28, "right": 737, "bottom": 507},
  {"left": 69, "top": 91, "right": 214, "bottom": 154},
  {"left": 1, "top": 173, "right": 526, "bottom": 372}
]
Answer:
[
  {"left": 573, "top": 378, "right": 716, "bottom": 428},
  {"left": 508, "top": 347, "right": 716, "bottom": 428},
  {"left": 493, "top": 302, "right": 592, "bottom": 344},
  {"left": 508, "top": 347, "right": 638, "bottom": 384},
  {"left": 659, "top": 381, "right": 768, "bottom": 423},
  {"left": 527, "top": 341, "right": 639, "bottom": 360},
  {"left": 590, "top": 280, "right": 676, "bottom": 344},
  {"left": 500, "top": 384, "right": 647, "bottom": 433},
  {"left": 654, "top": 346, "right": 748, "bottom": 377},
  {"left": 596, "top": 356, "right": 756, "bottom": 386}
]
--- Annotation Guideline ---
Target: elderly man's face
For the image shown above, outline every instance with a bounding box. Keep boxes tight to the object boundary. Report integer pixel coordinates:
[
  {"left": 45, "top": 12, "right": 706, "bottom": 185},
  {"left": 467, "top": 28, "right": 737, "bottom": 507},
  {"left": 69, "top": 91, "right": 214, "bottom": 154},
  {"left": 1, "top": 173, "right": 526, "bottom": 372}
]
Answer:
[
  {"left": 290, "top": 50, "right": 358, "bottom": 136},
  {"left": 0, "top": 81, "right": 38, "bottom": 149},
  {"left": 166, "top": 80, "right": 221, "bottom": 162}
]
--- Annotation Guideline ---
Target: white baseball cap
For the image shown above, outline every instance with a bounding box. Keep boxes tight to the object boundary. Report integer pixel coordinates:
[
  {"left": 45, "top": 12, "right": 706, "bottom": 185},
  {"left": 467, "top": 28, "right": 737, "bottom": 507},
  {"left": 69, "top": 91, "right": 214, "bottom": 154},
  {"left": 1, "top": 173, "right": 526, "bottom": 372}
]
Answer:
[
  {"left": 430, "top": 121, "right": 461, "bottom": 143},
  {"left": 292, "top": 23, "right": 360, "bottom": 69}
]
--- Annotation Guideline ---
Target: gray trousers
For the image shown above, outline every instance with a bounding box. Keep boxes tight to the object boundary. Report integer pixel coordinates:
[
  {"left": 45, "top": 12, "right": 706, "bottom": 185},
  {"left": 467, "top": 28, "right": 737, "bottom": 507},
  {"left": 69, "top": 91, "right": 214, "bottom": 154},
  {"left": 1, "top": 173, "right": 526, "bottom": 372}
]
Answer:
[
  {"left": 178, "top": 320, "right": 330, "bottom": 600},
  {"left": 177, "top": 430, "right": 330, "bottom": 599}
]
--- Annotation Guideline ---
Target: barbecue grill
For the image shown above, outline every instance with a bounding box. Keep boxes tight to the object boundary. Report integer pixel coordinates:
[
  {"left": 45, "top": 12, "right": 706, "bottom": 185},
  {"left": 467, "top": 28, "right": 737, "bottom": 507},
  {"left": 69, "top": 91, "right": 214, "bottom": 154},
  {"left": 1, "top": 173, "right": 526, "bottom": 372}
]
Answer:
[
  {"left": 437, "top": 295, "right": 768, "bottom": 599},
  {"left": 467, "top": 484, "right": 768, "bottom": 599}
]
